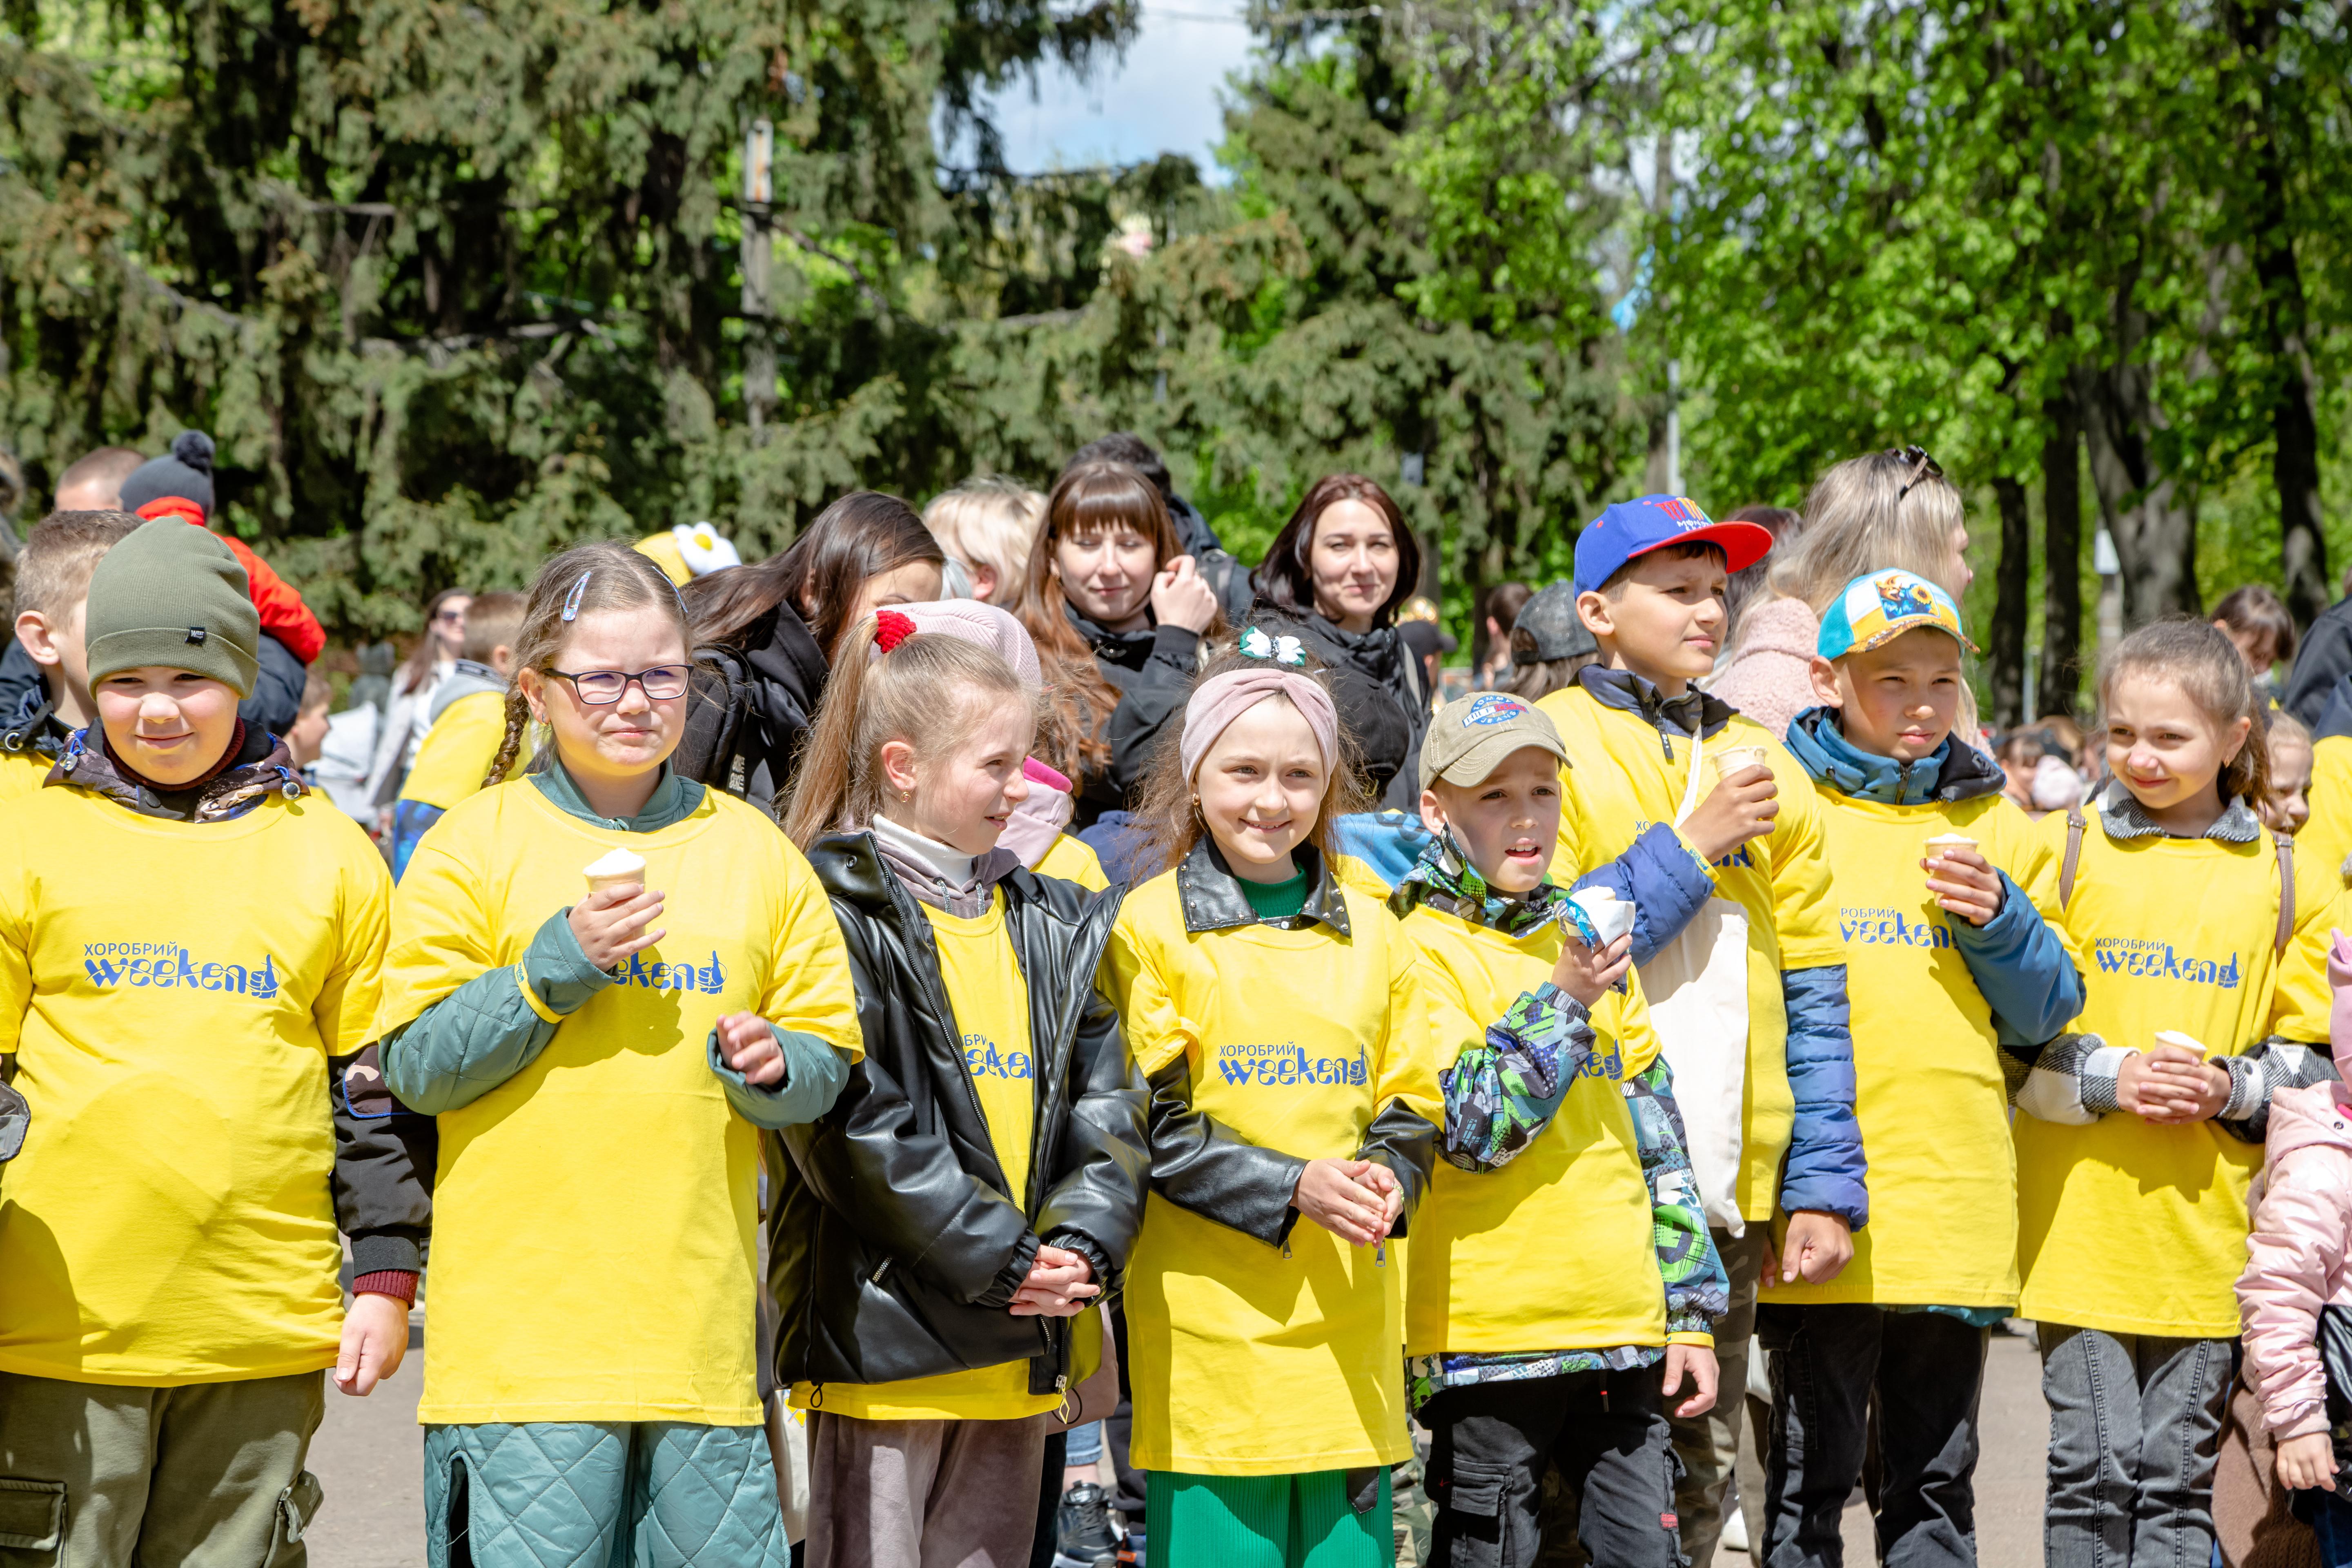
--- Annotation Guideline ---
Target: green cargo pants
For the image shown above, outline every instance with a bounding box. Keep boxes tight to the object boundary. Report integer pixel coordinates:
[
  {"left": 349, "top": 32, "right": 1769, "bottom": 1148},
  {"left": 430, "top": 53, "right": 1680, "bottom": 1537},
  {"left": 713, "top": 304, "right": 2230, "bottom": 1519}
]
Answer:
[{"left": 0, "top": 1368, "right": 324, "bottom": 1567}]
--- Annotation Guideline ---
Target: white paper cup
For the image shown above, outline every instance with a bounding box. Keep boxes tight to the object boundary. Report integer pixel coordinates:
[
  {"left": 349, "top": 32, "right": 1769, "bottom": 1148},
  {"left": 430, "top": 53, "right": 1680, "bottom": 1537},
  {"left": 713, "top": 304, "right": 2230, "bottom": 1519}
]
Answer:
[
  {"left": 1710, "top": 745, "right": 1769, "bottom": 783},
  {"left": 1924, "top": 833, "right": 1978, "bottom": 864},
  {"left": 582, "top": 850, "right": 647, "bottom": 896}
]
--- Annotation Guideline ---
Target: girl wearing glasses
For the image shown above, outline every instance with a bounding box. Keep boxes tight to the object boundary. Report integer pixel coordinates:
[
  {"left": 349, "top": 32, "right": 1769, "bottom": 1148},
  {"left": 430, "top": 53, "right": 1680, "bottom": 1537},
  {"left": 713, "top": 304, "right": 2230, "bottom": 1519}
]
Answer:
[{"left": 374, "top": 541, "right": 866, "bottom": 1568}]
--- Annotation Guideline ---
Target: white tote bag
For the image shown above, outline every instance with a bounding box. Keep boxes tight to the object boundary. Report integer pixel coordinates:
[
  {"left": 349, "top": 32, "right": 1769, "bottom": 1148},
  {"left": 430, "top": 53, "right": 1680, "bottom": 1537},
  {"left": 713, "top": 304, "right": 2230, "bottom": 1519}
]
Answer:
[{"left": 1640, "top": 726, "right": 1754, "bottom": 1235}]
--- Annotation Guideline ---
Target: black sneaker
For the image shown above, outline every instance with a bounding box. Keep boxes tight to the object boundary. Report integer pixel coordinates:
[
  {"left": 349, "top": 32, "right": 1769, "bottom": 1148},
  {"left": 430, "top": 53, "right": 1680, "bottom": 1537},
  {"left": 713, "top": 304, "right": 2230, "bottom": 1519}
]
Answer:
[{"left": 1053, "top": 1481, "right": 1120, "bottom": 1568}]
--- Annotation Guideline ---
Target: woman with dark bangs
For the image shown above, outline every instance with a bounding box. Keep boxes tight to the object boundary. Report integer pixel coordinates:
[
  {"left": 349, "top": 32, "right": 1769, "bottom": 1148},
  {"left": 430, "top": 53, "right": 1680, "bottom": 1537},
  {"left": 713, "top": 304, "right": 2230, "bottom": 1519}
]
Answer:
[
  {"left": 1014, "top": 461, "right": 1224, "bottom": 828},
  {"left": 1249, "top": 474, "right": 1428, "bottom": 808}
]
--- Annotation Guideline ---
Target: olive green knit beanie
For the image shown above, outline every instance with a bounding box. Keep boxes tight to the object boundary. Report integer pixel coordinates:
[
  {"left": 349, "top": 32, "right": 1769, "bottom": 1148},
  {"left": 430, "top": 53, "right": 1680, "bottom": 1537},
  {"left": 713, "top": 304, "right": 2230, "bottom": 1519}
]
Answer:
[{"left": 83, "top": 518, "right": 259, "bottom": 697}]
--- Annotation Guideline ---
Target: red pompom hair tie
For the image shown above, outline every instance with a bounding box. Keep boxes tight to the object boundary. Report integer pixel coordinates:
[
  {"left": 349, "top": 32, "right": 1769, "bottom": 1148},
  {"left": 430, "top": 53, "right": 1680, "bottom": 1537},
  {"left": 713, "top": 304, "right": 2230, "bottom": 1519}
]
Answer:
[{"left": 874, "top": 608, "right": 918, "bottom": 652}]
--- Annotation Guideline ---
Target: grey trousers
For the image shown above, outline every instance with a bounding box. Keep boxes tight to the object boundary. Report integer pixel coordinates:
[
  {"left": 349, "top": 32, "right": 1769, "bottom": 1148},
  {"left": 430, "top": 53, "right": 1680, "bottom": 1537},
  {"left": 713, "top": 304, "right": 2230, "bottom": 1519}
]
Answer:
[
  {"left": 1669, "top": 1224, "right": 1766, "bottom": 1567},
  {"left": 0, "top": 1368, "right": 323, "bottom": 1568},
  {"left": 2038, "top": 1325, "right": 2230, "bottom": 1568},
  {"left": 804, "top": 1409, "right": 1054, "bottom": 1568}
]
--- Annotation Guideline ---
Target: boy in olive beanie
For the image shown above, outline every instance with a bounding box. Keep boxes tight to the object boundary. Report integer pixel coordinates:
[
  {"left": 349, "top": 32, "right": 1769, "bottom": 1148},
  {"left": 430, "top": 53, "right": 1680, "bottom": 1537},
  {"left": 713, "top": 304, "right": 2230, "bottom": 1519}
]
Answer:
[{"left": 0, "top": 521, "right": 429, "bottom": 1566}]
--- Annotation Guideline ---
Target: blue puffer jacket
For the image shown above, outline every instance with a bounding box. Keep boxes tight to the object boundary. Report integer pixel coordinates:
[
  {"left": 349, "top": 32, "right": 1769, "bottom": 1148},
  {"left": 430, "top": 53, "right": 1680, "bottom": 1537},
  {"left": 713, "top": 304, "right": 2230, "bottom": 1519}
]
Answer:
[{"left": 1786, "top": 708, "right": 2085, "bottom": 1046}]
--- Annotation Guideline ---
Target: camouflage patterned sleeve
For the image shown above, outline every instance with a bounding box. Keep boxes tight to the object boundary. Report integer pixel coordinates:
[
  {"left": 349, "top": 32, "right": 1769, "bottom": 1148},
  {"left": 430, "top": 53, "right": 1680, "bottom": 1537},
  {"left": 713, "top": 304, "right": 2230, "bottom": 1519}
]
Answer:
[
  {"left": 1625, "top": 1056, "right": 1731, "bottom": 1338},
  {"left": 1439, "top": 983, "right": 1593, "bottom": 1174}
]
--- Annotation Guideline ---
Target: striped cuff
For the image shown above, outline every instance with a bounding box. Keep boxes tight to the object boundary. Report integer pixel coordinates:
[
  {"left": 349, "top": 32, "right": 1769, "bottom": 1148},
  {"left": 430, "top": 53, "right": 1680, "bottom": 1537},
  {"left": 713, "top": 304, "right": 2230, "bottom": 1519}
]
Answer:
[{"left": 350, "top": 1270, "right": 418, "bottom": 1305}]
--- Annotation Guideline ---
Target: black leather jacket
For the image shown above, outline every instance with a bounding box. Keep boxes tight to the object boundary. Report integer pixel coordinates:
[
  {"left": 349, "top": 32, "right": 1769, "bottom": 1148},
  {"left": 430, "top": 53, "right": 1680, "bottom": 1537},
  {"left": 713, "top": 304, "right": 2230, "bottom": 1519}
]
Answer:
[
  {"left": 1144, "top": 842, "right": 1438, "bottom": 1247},
  {"left": 768, "top": 832, "right": 1150, "bottom": 1399}
]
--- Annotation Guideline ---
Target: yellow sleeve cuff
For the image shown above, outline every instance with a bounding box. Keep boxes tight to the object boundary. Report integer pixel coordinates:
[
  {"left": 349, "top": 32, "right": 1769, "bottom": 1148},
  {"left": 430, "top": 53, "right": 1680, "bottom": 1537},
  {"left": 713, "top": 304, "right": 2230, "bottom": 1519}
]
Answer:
[
  {"left": 514, "top": 967, "right": 564, "bottom": 1025},
  {"left": 1666, "top": 1331, "right": 1716, "bottom": 1348}
]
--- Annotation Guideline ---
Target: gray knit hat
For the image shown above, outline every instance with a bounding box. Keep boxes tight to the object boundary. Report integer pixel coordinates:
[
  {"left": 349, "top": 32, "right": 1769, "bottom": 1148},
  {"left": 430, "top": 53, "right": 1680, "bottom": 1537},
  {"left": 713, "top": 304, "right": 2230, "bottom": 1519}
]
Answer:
[{"left": 84, "top": 519, "right": 259, "bottom": 696}]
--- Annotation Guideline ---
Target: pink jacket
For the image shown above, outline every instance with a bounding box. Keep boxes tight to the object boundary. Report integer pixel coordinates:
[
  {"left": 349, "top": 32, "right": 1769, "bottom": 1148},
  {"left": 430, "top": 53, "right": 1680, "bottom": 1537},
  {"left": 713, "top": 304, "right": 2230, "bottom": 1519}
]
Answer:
[
  {"left": 1708, "top": 597, "right": 1820, "bottom": 741},
  {"left": 2236, "top": 930, "right": 2352, "bottom": 1437}
]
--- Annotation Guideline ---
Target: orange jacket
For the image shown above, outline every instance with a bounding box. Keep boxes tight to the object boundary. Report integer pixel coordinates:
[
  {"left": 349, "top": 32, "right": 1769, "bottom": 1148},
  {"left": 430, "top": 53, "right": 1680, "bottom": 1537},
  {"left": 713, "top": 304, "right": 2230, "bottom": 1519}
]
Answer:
[{"left": 131, "top": 498, "right": 326, "bottom": 664}]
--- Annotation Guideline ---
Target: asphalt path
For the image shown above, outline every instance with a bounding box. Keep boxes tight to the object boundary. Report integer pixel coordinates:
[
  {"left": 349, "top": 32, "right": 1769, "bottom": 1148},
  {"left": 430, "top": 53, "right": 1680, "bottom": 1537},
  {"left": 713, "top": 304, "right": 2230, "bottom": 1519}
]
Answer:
[{"left": 303, "top": 1319, "right": 2056, "bottom": 1565}]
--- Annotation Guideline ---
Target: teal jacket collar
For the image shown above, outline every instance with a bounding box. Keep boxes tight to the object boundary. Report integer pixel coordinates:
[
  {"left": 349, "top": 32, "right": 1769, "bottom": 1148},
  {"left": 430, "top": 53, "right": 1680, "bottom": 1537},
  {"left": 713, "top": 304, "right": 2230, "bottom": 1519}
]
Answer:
[{"left": 532, "top": 759, "right": 706, "bottom": 831}]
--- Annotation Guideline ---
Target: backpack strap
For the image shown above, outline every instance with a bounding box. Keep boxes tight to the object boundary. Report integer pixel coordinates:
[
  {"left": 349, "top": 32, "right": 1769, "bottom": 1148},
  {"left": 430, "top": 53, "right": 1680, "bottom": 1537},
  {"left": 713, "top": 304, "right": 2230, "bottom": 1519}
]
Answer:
[
  {"left": 2276, "top": 831, "right": 2296, "bottom": 957},
  {"left": 2059, "top": 804, "right": 2086, "bottom": 909}
]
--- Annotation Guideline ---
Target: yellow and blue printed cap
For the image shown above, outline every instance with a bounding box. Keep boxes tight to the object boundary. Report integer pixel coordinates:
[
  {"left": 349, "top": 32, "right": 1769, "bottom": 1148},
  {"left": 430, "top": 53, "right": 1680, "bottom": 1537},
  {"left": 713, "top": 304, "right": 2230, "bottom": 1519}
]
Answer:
[{"left": 1817, "top": 569, "right": 1976, "bottom": 660}]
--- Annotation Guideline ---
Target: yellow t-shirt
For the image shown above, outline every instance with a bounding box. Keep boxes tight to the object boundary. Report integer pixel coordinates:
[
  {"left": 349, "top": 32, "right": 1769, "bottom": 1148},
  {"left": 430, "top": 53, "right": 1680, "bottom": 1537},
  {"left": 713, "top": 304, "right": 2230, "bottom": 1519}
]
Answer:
[
  {"left": 1105, "top": 868, "right": 1440, "bottom": 1475},
  {"left": 1035, "top": 833, "right": 1111, "bottom": 892},
  {"left": 1401, "top": 904, "right": 1696, "bottom": 1356},
  {"left": 2015, "top": 810, "right": 2339, "bottom": 1337},
  {"left": 1537, "top": 686, "right": 1844, "bottom": 1222},
  {"left": 396, "top": 689, "right": 517, "bottom": 811},
  {"left": 377, "top": 780, "right": 861, "bottom": 1425},
  {"left": 799, "top": 892, "right": 1081, "bottom": 1422},
  {"left": 1767, "top": 787, "right": 2071, "bottom": 1311},
  {"left": 0, "top": 745, "right": 52, "bottom": 803},
  {"left": 0, "top": 786, "right": 389, "bottom": 1385},
  {"left": 2298, "top": 734, "right": 2352, "bottom": 898}
]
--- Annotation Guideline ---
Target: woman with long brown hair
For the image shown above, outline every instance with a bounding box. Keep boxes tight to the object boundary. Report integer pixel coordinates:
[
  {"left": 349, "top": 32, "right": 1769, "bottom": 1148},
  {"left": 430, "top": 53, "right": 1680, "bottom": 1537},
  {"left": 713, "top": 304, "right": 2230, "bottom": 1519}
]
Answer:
[
  {"left": 672, "top": 490, "right": 946, "bottom": 806},
  {"left": 1249, "top": 474, "right": 1427, "bottom": 808},
  {"left": 1014, "top": 460, "right": 1221, "bottom": 826}
]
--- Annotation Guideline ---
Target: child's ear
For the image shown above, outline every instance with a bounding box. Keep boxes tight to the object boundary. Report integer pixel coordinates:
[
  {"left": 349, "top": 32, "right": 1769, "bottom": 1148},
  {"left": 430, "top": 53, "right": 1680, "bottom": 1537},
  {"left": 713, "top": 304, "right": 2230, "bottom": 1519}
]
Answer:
[
  {"left": 970, "top": 562, "right": 1000, "bottom": 600},
  {"left": 878, "top": 737, "right": 920, "bottom": 798},
  {"left": 1808, "top": 655, "right": 1845, "bottom": 708},
  {"left": 12, "top": 611, "right": 59, "bottom": 668},
  {"left": 1575, "top": 590, "right": 1612, "bottom": 639},
  {"left": 491, "top": 644, "right": 515, "bottom": 675},
  {"left": 1418, "top": 788, "right": 1449, "bottom": 839}
]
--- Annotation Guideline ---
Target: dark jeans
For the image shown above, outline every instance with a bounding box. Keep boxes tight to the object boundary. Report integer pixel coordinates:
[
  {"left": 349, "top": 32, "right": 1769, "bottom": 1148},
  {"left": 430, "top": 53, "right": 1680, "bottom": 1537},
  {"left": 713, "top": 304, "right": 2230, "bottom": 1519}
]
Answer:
[
  {"left": 1423, "top": 1367, "right": 1686, "bottom": 1568},
  {"left": 2294, "top": 1484, "right": 2352, "bottom": 1568},
  {"left": 2038, "top": 1325, "right": 2228, "bottom": 1568},
  {"left": 1757, "top": 1304, "right": 1987, "bottom": 1568}
]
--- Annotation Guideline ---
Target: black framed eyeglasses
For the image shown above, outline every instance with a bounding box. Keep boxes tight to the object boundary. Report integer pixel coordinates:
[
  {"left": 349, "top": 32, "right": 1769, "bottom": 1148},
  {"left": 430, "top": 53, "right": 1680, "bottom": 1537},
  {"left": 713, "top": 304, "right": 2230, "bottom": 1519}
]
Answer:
[
  {"left": 546, "top": 665, "right": 693, "bottom": 705},
  {"left": 1891, "top": 443, "right": 1944, "bottom": 501}
]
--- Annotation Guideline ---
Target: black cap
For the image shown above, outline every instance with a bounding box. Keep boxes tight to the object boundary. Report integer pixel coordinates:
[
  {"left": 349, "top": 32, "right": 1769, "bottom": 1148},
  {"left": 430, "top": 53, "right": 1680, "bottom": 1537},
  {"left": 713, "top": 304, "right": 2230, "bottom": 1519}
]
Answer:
[
  {"left": 119, "top": 431, "right": 215, "bottom": 520},
  {"left": 1512, "top": 581, "right": 1597, "bottom": 662}
]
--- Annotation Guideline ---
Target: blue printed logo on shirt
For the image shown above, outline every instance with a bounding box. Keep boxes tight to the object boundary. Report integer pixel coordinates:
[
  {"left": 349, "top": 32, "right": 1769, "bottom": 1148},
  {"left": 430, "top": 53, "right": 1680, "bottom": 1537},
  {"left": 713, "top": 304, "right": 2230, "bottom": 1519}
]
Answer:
[
  {"left": 1214, "top": 1041, "right": 1370, "bottom": 1088},
  {"left": 1838, "top": 907, "right": 1953, "bottom": 949},
  {"left": 2090, "top": 938, "right": 2241, "bottom": 988},
  {"left": 964, "top": 1034, "right": 1032, "bottom": 1080},
  {"left": 612, "top": 950, "right": 728, "bottom": 994},
  {"left": 82, "top": 942, "right": 280, "bottom": 1000}
]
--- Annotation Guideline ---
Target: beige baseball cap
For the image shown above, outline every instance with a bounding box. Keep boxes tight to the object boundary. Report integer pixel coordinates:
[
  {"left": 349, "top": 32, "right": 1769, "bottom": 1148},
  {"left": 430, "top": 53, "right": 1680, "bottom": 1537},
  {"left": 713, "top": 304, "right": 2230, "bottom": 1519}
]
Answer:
[{"left": 1419, "top": 693, "right": 1570, "bottom": 792}]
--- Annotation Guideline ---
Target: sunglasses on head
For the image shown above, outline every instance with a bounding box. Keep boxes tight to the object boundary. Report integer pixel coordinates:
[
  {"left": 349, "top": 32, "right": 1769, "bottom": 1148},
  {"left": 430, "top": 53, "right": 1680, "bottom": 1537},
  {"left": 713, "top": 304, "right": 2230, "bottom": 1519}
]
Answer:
[{"left": 1891, "top": 444, "right": 1944, "bottom": 501}]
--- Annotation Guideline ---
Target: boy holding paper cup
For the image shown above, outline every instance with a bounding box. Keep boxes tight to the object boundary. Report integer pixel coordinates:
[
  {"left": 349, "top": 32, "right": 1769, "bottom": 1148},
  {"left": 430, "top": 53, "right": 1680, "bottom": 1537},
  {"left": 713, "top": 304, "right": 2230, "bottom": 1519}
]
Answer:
[
  {"left": 1389, "top": 692, "right": 1730, "bottom": 1566},
  {"left": 1536, "top": 496, "right": 1860, "bottom": 1562},
  {"left": 1765, "top": 569, "right": 2085, "bottom": 1564}
]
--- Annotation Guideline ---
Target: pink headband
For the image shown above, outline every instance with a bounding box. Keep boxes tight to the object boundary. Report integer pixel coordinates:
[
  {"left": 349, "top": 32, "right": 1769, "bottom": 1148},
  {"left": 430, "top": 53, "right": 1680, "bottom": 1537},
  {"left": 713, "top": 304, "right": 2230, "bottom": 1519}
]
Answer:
[
  {"left": 1178, "top": 668, "right": 1340, "bottom": 782},
  {"left": 866, "top": 599, "right": 1042, "bottom": 692}
]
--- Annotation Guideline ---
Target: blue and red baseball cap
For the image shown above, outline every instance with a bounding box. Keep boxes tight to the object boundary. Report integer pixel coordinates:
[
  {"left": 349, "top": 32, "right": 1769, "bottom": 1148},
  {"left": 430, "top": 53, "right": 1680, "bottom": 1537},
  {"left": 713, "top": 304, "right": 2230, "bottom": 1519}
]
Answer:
[{"left": 1571, "top": 495, "right": 1775, "bottom": 594}]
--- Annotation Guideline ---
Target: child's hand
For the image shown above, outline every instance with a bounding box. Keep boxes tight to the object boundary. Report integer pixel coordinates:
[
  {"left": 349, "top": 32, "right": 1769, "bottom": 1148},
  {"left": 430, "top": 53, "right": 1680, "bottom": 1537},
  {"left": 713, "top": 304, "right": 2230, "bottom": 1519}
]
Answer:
[
  {"left": 1681, "top": 768, "right": 1780, "bottom": 863},
  {"left": 1356, "top": 1161, "right": 1405, "bottom": 1238},
  {"left": 1764, "top": 1210, "right": 1854, "bottom": 1287},
  {"left": 1923, "top": 847, "right": 2004, "bottom": 927},
  {"left": 1550, "top": 931, "right": 1634, "bottom": 1009},
  {"left": 716, "top": 1013, "right": 784, "bottom": 1086},
  {"left": 2123, "top": 1044, "right": 2231, "bottom": 1123},
  {"left": 570, "top": 884, "right": 665, "bottom": 970},
  {"left": 1293, "top": 1157, "right": 1389, "bottom": 1246},
  {"left": 1660, "top": 1343, "right": 1719, "bottom": 1419},
  {"left": 2279, "top": 1432, "right": 2339, "bottom": 1491},
  {"left": 334, "top": 1290, "right": 410, "bottom": 1397},
  {"left": 1008, "top": 1244, "right": 1100, "bottom": 1318}
]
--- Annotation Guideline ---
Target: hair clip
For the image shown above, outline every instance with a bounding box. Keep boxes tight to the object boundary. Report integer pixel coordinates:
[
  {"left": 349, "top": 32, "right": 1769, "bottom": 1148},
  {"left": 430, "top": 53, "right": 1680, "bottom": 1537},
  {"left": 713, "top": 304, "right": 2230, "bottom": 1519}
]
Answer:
[
  {"left": 560, "top": 570, "right": 594, "bottom": 622},
  {"left": 1239, "top": 627, "right": 1306, "bottom": 667},
  {"left": 874, "top": 608, "right": 917, "bottom": 652}
]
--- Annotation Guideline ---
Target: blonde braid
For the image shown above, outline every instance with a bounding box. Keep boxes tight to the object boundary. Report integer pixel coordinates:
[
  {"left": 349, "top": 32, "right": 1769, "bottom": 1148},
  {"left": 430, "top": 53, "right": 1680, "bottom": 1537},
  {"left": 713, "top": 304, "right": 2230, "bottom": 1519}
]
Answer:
[{"left": 480, "top": 689, "right": 534, "bottom": 793}]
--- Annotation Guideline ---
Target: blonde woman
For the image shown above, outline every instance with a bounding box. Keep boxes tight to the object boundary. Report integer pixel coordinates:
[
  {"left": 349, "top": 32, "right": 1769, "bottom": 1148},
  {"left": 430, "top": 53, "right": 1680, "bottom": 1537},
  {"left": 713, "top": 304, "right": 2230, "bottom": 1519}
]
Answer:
[
  {"left": 1710, "top": 446, "right": 1974, "bottom": 738},
  {"left": 924, "top": 477, "right": 1049, "bottom": 606}
]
